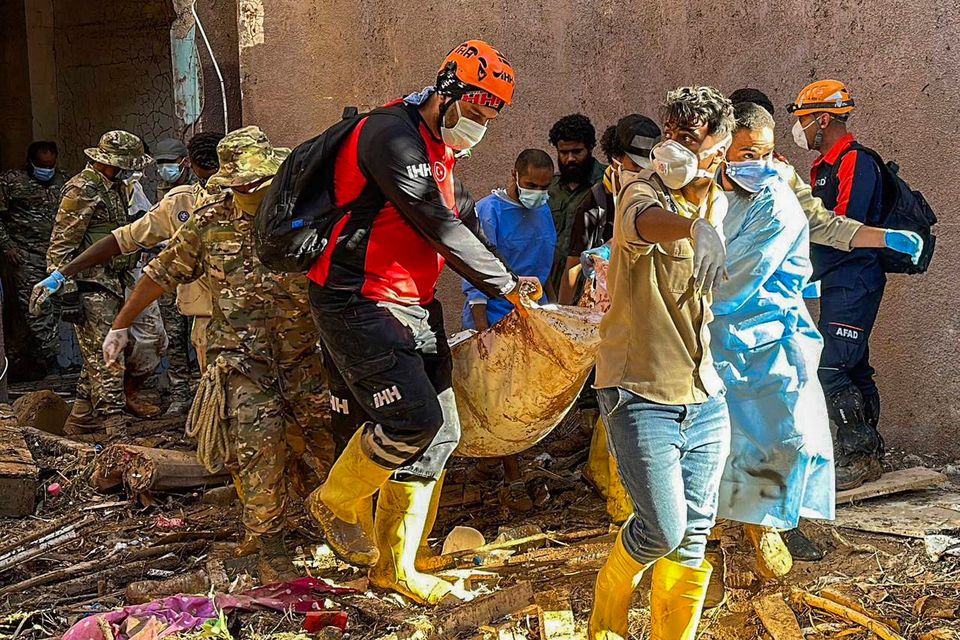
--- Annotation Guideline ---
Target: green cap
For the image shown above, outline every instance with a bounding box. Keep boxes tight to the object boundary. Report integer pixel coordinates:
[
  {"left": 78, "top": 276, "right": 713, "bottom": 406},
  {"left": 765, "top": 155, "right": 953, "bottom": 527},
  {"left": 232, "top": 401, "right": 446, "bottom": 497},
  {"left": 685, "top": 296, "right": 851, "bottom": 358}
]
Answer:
[
  {"left": 84, "top": 130, "right": 152, "bottom": 170},
  {"left": 206, "top": 126, "right": 289, "bottom": 189}
]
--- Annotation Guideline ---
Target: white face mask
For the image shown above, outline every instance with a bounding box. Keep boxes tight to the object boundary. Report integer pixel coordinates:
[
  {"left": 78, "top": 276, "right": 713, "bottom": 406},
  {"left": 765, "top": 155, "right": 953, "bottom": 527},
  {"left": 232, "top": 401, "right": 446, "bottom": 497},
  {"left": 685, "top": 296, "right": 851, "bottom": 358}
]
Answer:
[
  {"left": 441, "top": 102, "right": 487, "bottom": 151},
  {"left": 792, "top": 119, "right": 816, "bottom": 150},
  {"left": 516, "top": 176, "right": 549, "bottom": 209},
  {"left": 650, "top": 135, "right": 731, "bottom": 190}
]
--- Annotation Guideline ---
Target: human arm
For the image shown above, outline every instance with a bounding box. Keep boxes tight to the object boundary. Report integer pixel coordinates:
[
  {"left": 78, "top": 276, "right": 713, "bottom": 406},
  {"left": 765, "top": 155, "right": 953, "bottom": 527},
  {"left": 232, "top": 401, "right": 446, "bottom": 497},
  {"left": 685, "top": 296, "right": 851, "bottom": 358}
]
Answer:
[
  {"left": 46, "top": 182, "right": 98, "bottom": 273},
  {"left": 461, "top": 196, "right": 500, "bottom": 323},
  {"left": 557, "top": 256, "right": 581, "bottom": 305},
  {"left": 359, "top": 114, "right": 517, "bottom": 298},
  {"left": 470, "top": 303, "right": 490, "bottom": 331}
]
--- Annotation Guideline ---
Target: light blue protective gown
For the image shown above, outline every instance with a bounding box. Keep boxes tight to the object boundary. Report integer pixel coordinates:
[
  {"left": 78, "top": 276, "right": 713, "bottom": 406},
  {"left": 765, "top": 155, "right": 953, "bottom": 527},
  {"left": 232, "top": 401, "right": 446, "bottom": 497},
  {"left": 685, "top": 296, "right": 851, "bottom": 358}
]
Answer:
[{"left": 712, "top": 177, "right": 835, "bottom": 529}]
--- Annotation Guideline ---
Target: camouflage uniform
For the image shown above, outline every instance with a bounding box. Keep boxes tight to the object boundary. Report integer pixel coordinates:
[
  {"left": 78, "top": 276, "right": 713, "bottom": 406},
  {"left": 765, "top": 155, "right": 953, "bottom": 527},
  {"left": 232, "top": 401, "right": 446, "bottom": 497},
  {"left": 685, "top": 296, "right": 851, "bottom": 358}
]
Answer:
[
  {"left": 47, "top": 131, "right": 152, "bottom": 418},
  {"left": 0, "top": 168, "right": 68, "bottom": 374},
  {"left": 144, "top": 127, "right": 333, "bottom": 536}
]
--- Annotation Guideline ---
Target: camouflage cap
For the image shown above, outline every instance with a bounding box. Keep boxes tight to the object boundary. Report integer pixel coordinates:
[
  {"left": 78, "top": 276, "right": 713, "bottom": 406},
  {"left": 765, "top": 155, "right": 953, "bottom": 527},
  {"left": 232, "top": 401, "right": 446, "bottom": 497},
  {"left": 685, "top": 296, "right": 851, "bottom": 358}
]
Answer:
[
  {"left": 206, "top": 126, "right": 289, "bottom": 189},
  {"left": 84, "top": 130, "right": 153, "bottom": 170}
]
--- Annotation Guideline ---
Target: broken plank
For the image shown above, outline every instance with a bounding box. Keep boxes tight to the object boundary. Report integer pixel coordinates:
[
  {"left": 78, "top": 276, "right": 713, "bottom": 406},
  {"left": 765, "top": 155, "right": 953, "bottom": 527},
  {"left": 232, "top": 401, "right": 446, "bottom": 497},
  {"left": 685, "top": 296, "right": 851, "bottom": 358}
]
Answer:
[
  {"left": 0, "top": 420, "right": 38, "bottom": 517},
  {"left": 827, "top": 491, "right": 960, "bottom": 538},
  {"left": 754, "top": 593, "right": 804, "bottom": 640},
  {"left": 439, "top": 484, "right": 482, "bottom": 509},
  {"left": 0, "top": 515, "right": 95, "bottom": 574},
  {"left": 836, "top": 467, "right": 946, "bottom": 505},
  {"left": 438, "top": 583, "right": 535, "bottom": 639}
]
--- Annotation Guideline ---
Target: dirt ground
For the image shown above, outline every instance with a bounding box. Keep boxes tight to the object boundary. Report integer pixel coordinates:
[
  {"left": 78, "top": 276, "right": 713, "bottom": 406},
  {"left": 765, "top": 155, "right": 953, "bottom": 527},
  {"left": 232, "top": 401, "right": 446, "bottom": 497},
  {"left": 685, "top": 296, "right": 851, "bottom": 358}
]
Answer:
[{"left": 1, "top": 402, "right": 959, "bottom": 640}]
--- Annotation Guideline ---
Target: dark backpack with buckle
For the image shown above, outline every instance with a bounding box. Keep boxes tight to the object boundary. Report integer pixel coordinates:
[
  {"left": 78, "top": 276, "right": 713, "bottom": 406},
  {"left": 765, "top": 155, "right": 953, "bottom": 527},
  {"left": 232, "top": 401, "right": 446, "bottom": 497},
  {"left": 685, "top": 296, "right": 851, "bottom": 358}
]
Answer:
[
  {"left": 253, "top": 107, "right": 365, "bottom": 273},
  {"left": 845, "top": 145, "right": 937, "bottom": 274}
]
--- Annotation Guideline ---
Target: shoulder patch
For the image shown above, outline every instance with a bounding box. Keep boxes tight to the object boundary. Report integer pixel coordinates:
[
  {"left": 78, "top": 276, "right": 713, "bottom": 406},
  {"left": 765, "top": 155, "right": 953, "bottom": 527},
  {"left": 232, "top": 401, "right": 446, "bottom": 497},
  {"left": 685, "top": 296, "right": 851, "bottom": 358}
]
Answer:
[{"left": 177, "top": 210, "right": 190, "bottom": 223}]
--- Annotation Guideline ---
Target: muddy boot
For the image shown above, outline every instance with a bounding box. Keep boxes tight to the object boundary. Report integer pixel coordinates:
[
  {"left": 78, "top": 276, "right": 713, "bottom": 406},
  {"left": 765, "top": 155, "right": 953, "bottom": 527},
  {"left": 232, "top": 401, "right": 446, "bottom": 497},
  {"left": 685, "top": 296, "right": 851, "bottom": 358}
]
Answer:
[
  {"left": 257, "top": 534, "right": 300, "bottom": 584},
  {"left": 125, "top": 393, "right": 162, "bottom": 418},
  {"left": 369, "top": 479, "right": 464, "bottom": 605},
  {"left": 835, "top": 453, "right": 883, "bottom": 491},
  {"left": 703, "top": 548, "right": 727, "bottom": 609},
  {"left": 163, "top": 396, "right": 194, "bottom": 417},
  {"left": 782, "top": 527, "right": 824, "bottom": 562},
  {"left": 744, "top": 524, "right": 793, "bottom": 580},
  {"left": 63, "top": 399, "right": 107, "bottom": 440}
]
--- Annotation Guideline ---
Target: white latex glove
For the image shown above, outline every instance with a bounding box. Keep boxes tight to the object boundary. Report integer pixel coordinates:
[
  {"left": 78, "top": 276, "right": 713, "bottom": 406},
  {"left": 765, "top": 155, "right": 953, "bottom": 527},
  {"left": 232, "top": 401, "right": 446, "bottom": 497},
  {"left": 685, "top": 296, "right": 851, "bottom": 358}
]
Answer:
[
  {"left": 102, "top": 327, "right": 129, "bottom": 367},
  {"left": 690, "top": 218, "right": 727, "bottom": 292}
]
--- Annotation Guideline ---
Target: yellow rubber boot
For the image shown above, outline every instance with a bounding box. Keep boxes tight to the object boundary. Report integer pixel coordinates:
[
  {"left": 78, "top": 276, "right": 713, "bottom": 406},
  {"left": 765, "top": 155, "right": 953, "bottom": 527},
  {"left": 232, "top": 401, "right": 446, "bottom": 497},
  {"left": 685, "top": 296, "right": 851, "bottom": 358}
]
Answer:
[
  {"left": 588, "top": 530, "right": 648, "bottom": 640},
  {"left": 649, "top": 557, "right": 713, "bottom": 640},
  {"left": 606, "top": 453, "right": 633, "bottom": 525},
  {"left": 583, "top": 417, "right": 611, "bottom": 498},
  {"left": 369, "top": 479, "right": 461, "bottom": 605},
  {"left": 415, "top": 471, "right": 445, "bottom": 572},
  {"left": 306, "top": 430, "right": 393, "bottom": 567},
  {"left": 744, "top": 524, "right": 793, "bottom": 579}
]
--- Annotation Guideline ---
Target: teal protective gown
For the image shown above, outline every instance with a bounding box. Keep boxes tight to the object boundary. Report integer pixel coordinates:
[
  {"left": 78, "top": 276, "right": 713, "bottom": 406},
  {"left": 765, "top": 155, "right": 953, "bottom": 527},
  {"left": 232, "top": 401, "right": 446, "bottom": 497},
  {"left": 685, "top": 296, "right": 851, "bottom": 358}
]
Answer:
[{"left": 712, "top": 177, "right": 835, "bottom": 529}]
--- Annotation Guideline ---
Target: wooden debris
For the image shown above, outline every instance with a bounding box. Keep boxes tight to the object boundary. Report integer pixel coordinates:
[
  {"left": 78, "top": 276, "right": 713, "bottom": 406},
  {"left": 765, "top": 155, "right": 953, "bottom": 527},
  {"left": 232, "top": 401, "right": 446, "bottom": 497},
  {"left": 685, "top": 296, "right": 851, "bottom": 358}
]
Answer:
[
  {"left": 91, "top": 444, "right": 230, "bottom": 496},
  {"left": 835, "top": 467, "right": 946, "bottom": 505},
  {"left": 422, "top": 528, "right": 610, "bottom": 572},
  {"left": 0, "top": 540, "right": 208, "bottom": 595},
  {"left": 12, "top": 390, "right": 68, "bottom": 435},
  {"left": 20, "top": 425, "right": 95, "bottom": 462},
  {"left": 919, "top": 629, "right": 960, "bottom": 640},
  {"left": 439, "top": 484, "right": 483, "bottom": 509},
  {"left": 0, "top": 514, "right": 95, "bottom": 574},
  {"left": 125, "top": 569, "right": 210, "bottom": 603},
  {"left": 754, "top": 593, "right": 803, "bottom": 640},
  {"left": 830, "top": 490, "right": 960, "bottom": 538},
  {"left": 790, "top": 588, "right": 906, "bottom": 640},
  {"left": 439, "top": 583, "right": 535, "bottom": 639},
  {"left": 913, "top": 594, "right": 959, "bottom": 620},
  {"left": 0, "top": 418, "right": 38, "bottom": 517},
  {"left": 821, "top": 587, "right": 901, "bottom": 631}
]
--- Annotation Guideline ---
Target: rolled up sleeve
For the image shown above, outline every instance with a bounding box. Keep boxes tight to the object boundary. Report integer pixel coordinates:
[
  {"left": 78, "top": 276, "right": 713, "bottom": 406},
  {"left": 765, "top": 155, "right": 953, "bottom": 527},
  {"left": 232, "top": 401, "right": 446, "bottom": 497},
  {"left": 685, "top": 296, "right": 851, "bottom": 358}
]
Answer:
[{"left": 616, "top": 179, "right": 661, "bottom": 255}]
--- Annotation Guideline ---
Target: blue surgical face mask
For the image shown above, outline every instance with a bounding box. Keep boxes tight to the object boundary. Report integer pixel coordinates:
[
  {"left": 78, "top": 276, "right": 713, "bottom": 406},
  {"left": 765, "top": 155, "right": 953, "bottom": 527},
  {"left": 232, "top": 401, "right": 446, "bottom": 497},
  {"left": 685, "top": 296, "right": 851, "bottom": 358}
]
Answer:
[
  {"left": 724, "top": 158, "right": 780, "bottom": 193},
  {"left": 516, "top": 176, "right": 549, "bottom": 209},
  {"left": 32, "top": 164, "right": 55, "bottom": 182},
  {"left": 157, "top": 162, "right": 184, "bottom": 183}
]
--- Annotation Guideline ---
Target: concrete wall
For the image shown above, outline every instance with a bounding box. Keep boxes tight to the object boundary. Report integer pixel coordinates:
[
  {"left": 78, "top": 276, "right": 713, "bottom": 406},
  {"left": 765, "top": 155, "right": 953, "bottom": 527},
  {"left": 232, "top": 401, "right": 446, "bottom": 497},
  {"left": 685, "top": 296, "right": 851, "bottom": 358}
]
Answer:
[
  {"left": 195, "top": 0, "right": 244, "bottom": 133},
  {"left": 0, "top": 0, "right": 33, "bottom": 169},
  {"left": 53, "top": 0, "right": 178, "bottom": 172},
  {"left": 240, "top": 0, "right": 960, "bottom": 456}
]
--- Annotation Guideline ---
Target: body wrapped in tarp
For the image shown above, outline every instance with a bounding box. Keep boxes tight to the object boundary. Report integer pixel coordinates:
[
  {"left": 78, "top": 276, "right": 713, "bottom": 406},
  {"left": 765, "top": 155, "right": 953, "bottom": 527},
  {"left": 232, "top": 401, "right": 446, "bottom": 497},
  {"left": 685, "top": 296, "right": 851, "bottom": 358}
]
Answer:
[{"left": 452, "top": 303, "right": 603, "bottom": 457}]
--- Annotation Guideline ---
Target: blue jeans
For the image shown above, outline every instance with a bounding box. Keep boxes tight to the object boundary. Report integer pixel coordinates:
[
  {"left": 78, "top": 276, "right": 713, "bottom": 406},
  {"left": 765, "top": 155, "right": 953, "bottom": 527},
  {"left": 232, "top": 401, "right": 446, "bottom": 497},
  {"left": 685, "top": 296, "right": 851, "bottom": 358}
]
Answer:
[{"left": 598, "top": 388, "right": 730, "bottom": 566}]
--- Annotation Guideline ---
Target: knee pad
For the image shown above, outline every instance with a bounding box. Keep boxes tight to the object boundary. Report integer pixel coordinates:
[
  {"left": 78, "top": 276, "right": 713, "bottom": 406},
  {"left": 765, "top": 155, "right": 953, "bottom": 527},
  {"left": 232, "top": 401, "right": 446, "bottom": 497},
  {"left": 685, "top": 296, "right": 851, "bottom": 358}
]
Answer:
[{"left": 827, "top": 385, "right": 866, "bottom": 431}]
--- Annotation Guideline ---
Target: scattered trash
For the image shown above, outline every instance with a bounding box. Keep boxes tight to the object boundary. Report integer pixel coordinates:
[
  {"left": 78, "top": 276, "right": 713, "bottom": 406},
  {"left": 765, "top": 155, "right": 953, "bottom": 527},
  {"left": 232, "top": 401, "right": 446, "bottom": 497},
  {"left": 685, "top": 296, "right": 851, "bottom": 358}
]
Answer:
[
  {"left": 154, "top": 515, "right": 185, "bottom": 529},
  {"left": 925, "top": 528, "right": 960, "bottom": 561},
  {"left": 442, "top": 526, "right": 486, "bottom": 555},
  {"left": 303, "top": 610, "right": 348, "bottom": 632},
  {"left": 46, "top": 482, "right": 61, "bottom": 497}
]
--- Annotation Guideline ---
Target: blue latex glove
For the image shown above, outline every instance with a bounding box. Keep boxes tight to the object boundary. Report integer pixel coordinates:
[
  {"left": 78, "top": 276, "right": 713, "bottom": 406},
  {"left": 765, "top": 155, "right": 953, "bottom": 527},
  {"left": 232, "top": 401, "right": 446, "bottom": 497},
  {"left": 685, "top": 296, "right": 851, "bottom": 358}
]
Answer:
[
  {"left": 580, "top": 244, "right": 612, "bottom": 280},
  {"left": 30, "top": 270, "right": 65, "bottom": 316},
  {"left": 884, "top": 230, "right": 923, "bottom": 265},
  {"left": 802, "top": 281, "right": 821, "bottom": 299}
]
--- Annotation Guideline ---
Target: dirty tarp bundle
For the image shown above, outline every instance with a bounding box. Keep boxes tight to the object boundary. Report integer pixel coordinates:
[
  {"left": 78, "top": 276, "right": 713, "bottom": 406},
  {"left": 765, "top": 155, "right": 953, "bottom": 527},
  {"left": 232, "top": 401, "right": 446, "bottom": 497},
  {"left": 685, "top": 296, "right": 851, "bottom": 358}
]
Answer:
[{"left": 452, "top": 301, "right": 603, "bottom": 458}]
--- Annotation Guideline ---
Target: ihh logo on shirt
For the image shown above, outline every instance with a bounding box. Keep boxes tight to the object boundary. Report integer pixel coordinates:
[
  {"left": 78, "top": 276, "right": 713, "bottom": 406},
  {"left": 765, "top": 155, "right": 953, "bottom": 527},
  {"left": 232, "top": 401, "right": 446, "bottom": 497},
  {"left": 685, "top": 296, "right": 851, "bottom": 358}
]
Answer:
[{"left": 406, "top": 163, "right": 432, "bottom": 179}]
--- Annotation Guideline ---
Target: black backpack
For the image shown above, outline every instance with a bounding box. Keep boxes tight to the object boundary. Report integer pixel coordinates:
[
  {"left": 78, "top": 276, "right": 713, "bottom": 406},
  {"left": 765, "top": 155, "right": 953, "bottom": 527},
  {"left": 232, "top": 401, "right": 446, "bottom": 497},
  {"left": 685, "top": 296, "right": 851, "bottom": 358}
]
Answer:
[
  {"left": 845, "top": 145, "right": 937, "bottom": 274},
  {"left": 255, "top": 106, "right": 410, "bottom": 273}
]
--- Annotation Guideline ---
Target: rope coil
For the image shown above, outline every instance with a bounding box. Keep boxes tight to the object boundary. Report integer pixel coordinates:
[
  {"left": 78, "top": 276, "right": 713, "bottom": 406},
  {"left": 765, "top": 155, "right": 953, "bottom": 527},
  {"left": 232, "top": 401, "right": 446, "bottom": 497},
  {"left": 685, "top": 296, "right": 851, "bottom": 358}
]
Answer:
[{"left": 186, "top": 357, "right": 231, "bottom": 473}]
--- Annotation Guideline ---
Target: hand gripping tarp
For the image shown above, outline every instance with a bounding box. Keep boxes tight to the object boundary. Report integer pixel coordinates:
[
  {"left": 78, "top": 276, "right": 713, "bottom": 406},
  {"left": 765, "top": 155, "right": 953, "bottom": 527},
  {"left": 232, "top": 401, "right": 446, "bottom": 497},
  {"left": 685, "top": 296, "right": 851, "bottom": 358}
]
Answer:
[{"left": 451, "top": 302, "right": 603, "bottom": 458}]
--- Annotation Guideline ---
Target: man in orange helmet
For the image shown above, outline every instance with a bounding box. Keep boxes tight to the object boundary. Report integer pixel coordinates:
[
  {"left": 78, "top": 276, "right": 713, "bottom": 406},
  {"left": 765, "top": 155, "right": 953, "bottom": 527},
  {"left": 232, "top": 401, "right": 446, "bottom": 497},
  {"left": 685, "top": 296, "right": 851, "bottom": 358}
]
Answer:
[
  {"left": 304, "top": 41, "right": 541, "bottom": 605},
  {"left": 788, "top": 80, "right": 890, "bottom": 490}
]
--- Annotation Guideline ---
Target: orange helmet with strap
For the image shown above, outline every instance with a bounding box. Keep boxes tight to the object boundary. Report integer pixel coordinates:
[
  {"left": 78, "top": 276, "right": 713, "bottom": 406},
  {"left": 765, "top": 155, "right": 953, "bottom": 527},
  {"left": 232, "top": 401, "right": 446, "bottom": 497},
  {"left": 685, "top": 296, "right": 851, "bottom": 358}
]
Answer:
[
  {"left": 436, "top": 40, "right": 516, "bottom": 112},
  {"left": 787, "top": 80, "right": 855, "bottom": 117}
]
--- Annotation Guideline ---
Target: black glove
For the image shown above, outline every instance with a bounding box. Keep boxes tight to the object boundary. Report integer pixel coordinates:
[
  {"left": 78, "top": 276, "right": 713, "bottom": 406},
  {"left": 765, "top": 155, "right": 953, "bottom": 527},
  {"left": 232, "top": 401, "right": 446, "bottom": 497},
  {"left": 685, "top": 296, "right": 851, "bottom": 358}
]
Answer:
[{"left": 60, "top": 290, "right": 87, "bottom": 325}]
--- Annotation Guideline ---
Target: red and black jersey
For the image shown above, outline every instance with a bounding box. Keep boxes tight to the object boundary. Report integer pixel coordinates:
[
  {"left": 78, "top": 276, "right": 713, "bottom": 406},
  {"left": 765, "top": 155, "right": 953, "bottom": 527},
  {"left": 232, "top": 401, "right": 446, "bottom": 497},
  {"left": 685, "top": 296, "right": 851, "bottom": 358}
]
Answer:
[
  {"left": 307, "top": 102, "right": 516, "bottom": 306},
  {"left": 810, "top": 133, "right": 885, "bottom": 290}
]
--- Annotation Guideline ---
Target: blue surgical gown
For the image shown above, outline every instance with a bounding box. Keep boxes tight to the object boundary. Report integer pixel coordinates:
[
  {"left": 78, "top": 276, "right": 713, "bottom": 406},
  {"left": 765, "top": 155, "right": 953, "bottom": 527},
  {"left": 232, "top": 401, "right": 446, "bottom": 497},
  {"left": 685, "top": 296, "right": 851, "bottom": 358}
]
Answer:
[
  {"left": 462, "top": 190, "right": 556, "bottom": 329},
  {"left": 712, "top": 179, "right": 835, "bottom": 529}
]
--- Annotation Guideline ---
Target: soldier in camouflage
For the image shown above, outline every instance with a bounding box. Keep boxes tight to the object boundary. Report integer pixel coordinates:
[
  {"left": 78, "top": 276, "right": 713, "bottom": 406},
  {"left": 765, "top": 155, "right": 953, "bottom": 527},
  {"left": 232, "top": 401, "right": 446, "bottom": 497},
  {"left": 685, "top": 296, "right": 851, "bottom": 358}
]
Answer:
[
  {"left": 0, "top": 141, "right": 68, "bottom": 378},
  {"left": 105, "top": 126, "right": 335, "bottom": 583},
  {"left": 41, "top": 130, "right": 153, "bottom": 435}
]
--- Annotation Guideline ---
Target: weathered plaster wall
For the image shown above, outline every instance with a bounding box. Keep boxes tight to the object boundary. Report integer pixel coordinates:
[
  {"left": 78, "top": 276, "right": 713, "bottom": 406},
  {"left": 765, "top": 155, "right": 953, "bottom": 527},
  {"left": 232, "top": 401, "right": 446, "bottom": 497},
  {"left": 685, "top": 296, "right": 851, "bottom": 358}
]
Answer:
[
  {"left": 240, "top": 0, "right": 960, "bottom": 455},
  {"left": 195, "top": 0, "right": 244, "bottom": 133},
  {"left": 0, "top": 0, "right": 33, "bottom": 169},
  {"left": 53, "top": 0, "right": 178, "bottom": 171}
]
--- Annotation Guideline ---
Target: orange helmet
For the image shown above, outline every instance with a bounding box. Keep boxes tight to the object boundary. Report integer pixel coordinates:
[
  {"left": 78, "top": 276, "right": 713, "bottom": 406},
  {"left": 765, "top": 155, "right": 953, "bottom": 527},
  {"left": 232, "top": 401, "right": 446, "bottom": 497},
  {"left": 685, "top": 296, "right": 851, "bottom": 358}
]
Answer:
[
  {"left": 787, "top": 80, "right": 855, "bottom": 117},
  {"left": 436, "top": 40, "right": 516, "bottom": 112}
]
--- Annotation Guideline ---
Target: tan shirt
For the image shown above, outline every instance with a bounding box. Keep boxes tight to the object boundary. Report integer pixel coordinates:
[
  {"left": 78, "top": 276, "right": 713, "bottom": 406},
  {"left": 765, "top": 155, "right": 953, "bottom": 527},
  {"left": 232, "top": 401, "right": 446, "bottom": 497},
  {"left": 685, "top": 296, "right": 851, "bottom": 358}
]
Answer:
[
  {"left": 112, "top": 183, "right": 212, "bottom": 317},
  {"left": 775, "top": 159, "right": 861, "bottom": 251},
  {"left": 594, "top": 170, "right": 725, "bottom": 405}
]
